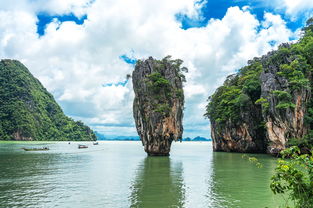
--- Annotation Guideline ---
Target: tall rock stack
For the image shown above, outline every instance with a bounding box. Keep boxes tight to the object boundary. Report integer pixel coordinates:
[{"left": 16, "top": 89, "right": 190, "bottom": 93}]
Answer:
[{"left": 132, "top": 56, "right": 186, "bottom": 156}]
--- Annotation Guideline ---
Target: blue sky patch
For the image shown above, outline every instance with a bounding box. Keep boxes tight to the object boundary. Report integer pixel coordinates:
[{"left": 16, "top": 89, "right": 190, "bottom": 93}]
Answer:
[
  {"left": 119, "top": 54, "right": 137, "bottom": 65},
  {"left": 177, "top": 0, "right": 266, "bottom": 29},
  {"left": 268, "top": 40, "right": 277, "bottom": 47},
  {"left": 103, "top": 80, "right": 128, "bottom": 87},
  {"left": 102, "top": 54, "right": 136, "bottom": 88},
  {"left": 36, "top": 13, "right": 87, "bottom": 36},
  {"left": 176, "top": 0, "right": 306, "bottom": 32}
]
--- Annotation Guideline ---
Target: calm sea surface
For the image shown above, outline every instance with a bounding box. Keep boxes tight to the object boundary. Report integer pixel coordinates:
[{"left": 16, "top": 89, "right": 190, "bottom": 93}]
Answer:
[{"left": 0, "top": 141, "right": 287, "bottom": 208}]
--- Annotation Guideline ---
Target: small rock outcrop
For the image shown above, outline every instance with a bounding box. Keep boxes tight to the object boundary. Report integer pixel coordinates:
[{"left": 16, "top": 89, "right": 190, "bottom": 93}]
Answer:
[{"left": 132, "top": 56, "right": 186, "bottom": 156}]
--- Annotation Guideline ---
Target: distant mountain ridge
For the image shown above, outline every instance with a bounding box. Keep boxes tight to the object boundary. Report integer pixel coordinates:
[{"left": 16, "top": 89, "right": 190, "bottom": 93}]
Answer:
[
  {"left": 94, "top": 132, "right": 140, "bottom": 141},
  {"left": 189, "top": 136, "right": 211, "bottom": 141},
  {"left": 182, "top": 136, "right": 211, "bottom": 142},
  {"left": 95, "top": 132, "right": 211, "bottom": 141}
]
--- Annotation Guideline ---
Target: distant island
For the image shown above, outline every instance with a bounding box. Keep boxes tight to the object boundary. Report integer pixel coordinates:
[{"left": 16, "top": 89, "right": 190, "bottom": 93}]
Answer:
[
  {"left": 95, "top": 132, "right": 140, "bottom": 141},
  {"left": 182, "top": 136, "right": 212, "bottom": 142},
  {"left": 95, "top": 132, "right": 211, "bottom": 142}
]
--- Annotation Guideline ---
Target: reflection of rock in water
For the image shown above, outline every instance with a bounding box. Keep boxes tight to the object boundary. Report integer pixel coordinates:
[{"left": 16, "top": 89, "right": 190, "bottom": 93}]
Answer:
[
  {"left": 130, "top": 157, "right": 185, "bottom": 208},
  {"left": 209, "top": 152, "right": 280, "bottom": 208}
]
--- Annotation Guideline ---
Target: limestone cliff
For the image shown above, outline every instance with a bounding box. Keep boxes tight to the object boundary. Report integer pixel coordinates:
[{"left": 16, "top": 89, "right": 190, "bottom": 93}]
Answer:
[
  {"left": 132, "top": 56, "right": 186, "bottom": 156},
  {"left": 210, "top": 107, "right": 266, "bottom": 153},
  {"left": 206, "top": 22, "right": 313, "bottom": 154},
  {"left": 260, "top": 45, "right": 311, "bottom": 154},
  {"left": 207, "top": 63, "right": 267, "bottom": 153}
]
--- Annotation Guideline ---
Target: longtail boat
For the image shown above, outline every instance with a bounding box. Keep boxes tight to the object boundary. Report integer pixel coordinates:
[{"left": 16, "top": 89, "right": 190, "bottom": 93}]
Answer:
[
  {"left": 78, "top": 144, "right": 88, "bottom": 149},
  {"left": 22, "top": 147, "right": 49, "bottom": 151}
]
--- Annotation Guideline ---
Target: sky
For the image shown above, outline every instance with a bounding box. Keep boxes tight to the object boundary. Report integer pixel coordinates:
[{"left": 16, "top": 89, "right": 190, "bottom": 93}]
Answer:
[{"left": 0, "top": 0, "right": 313, "bottom": 138}]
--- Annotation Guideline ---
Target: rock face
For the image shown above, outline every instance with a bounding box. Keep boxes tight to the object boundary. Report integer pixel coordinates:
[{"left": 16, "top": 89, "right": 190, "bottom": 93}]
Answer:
[
  {"left": 208, "top": 66, "right": 267, "bottom": 153},
  {"left": 211, "top": 106, "right": 266, "bottom": 153},
  {"left": 260, "top": 47, "right": 311, "bottom": 154},
  {"left": 132, "top": 57, "right": 185, "bottom": 156}
]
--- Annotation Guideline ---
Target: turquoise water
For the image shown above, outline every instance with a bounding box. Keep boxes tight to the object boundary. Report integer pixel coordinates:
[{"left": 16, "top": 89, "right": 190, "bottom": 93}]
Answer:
[{"left": 0, "top": 141, "right": 287, "bottom": 208}]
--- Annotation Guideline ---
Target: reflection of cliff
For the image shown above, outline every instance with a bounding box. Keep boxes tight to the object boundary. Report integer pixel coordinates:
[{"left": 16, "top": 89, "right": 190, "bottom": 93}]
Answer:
[
  {"left": 210, "top": 152, "right": 282, "bottom": 208},
  {"left": 130, "top": 157, "right": 185, "bottom": 208}
]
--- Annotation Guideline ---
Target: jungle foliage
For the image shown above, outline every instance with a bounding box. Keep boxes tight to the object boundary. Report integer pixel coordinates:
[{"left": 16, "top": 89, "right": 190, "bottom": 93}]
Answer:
[
  {"left": 204, "top": 60, "right": 262, "bottom": 125},
  {"left": 0, "top": 60, "right": 96, "bottom": 141}
]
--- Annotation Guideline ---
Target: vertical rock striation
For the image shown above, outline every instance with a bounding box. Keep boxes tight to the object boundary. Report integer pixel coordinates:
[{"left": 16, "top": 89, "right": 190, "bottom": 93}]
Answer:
[
  {"left": 132, "top": 56, "right": 185, "bottom": 156},
  {"left": 260, "top": 46, "right": 311, "bottom": 154}
]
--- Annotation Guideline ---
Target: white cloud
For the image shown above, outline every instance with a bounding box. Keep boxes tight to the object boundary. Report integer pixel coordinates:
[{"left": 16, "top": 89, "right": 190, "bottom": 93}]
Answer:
[
  {"left": 0, "top": 1, "right": 297, "bottom": 137},
  {"left": 282, "top": 0, "right": 313, "bottom": 17}
]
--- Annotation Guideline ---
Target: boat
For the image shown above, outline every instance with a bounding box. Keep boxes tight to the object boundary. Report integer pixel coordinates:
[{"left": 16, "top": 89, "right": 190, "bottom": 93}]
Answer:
[
  {"left": 22, "top": 147, "right": 49, "bottom": 151},
  {"left": 78, "top": 144, "right": 88, "bottom": 149},
  {"left": 93, "top": 142, "right": 99, "bottom": 145}
]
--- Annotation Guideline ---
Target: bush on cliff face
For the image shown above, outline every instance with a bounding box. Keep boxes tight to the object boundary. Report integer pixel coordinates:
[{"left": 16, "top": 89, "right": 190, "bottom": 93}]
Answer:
[
  {"left": 146, "top": 72, "right": 170, "bottom": 93},
  {"left": 0, "top": 59, "right": 96, "bottom": 141},
  {"left": 271, "top": 90, "right": 295, "bottom": 110}
]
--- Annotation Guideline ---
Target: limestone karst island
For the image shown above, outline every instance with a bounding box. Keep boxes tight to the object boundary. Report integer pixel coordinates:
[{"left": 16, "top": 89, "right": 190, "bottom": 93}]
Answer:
[
  {"left": 132, "top": 57, "right": 185, "bottom": 156},
  {"left": 0, "top": 1, "right": 313, "bottom": 208}
]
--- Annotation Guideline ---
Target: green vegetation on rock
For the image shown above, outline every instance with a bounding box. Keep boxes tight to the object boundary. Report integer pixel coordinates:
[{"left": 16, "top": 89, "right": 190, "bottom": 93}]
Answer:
[
  {"left": 205, "top": 18, "right": 313, "bottom": 153},
  {"left": 132, "top": 56, "right": 186, "bottom": 156},
  {"left": 0, "top": 59, "right": 96, "bottom": 141},
  {"left": 144, "top": 56, "right": 187, "bottom": 115},
  {"left": 205, "top": 59, "right": 263, "bottom": 127}
]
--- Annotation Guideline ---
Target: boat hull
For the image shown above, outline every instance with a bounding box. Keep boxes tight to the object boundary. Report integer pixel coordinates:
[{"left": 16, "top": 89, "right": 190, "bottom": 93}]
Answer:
[{"left": 22, "top": 148, "right": 49, "bottom": 151}]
